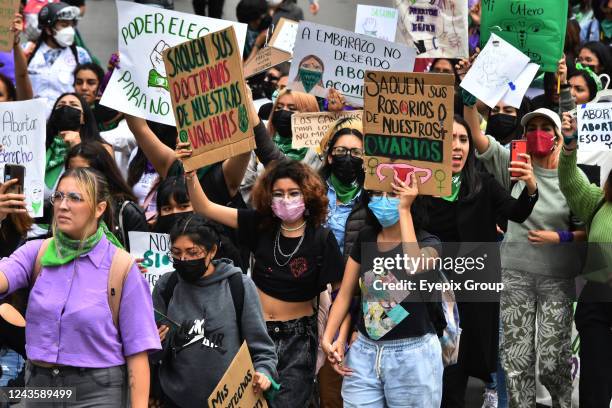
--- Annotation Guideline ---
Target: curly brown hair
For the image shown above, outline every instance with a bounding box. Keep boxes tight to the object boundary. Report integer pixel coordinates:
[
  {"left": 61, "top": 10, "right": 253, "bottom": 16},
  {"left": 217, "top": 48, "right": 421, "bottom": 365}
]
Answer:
[{"left": 251, "top": 160, "right": 329, "bottom": 227}]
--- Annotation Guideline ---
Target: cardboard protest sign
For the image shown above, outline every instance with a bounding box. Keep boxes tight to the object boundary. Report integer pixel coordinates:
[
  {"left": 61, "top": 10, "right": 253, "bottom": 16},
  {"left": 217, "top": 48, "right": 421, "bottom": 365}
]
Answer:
[
  {"left": 0, "top": 99, "right": 46, "bottom": 217},
  {"left": 577, "top": 102, "right": 612, "bottom": 152},
  {"left": 163, "top": 26, "right": 255, "bottom": 172},
  {"left": 100, "top": 0, "right": 247, "bottom": 126},
  {"left": 460, "top": 33, "right": 530, "bottom": 108},
  {"left": 128, "top": 231, "right": 173, "bottom": 291},
  {"left": 208, "top": 341, "right": 268, "bottom": 408},
  {"left": 363, "top": 71, "right": 453, "bottom": 196},
  {"left": 480, "top": 0, "right": 568, "bottom": 72},
  {"left": 288, "top": 21, "right": 416, "bottom": 106},
  {"left": 244, "top": 46, "right": 292, "bottom": 78},
  {"left": 269, "top": 17, "right": 298, "bottom": 54},
  {"left": 355, "top": 5, "right": 398, "bottom": 41},
  {"left": 0, "top": 0, "right": 19, "bottom": 52},
  {"left": 395, "top": 0, "right": 469, "bottom": 58},
  {"left": 291, "top": 110, "right": 363, "bottom": 149}
]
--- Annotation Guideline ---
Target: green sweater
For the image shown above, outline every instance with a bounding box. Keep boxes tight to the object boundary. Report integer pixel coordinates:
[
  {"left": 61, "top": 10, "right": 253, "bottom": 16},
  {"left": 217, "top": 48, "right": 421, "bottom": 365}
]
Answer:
[{"left": 559, "top": 150, "right": 612, "bottom": 283}]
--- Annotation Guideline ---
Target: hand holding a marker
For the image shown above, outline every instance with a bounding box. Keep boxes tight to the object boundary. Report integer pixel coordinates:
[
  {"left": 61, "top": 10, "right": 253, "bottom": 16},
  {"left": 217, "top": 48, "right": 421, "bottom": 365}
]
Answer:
[{"left": 561, "top": 111, "right": 578, "bottom": 152}]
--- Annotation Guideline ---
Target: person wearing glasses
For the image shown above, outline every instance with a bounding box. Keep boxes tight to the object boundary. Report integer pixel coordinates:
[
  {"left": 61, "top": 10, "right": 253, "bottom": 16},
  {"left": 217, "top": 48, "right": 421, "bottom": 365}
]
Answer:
[
  {"left": 186, "top": 159, "right": 344, "bottom": 407},
  {"left": 0, "top": 167, "right": 160, "bottom": 407},
  {"left": 322, "top": 171, "right": 444, "bottom": 407}
]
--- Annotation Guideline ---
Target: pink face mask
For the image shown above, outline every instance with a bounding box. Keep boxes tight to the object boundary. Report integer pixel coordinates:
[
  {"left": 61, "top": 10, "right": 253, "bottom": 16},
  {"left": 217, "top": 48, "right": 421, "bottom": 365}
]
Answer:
[
  {"left": 271, "top": 197, "right": 306, "bottom": 222},
  {"left": 526, "top": 130, "right": 555, "bottom": 157}
]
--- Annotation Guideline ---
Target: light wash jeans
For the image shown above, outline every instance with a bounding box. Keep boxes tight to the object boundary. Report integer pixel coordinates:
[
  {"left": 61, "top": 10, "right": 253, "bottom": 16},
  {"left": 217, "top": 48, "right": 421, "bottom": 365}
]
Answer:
[{"left": 342, "top": 332, "right": 443, "bottom": 408}]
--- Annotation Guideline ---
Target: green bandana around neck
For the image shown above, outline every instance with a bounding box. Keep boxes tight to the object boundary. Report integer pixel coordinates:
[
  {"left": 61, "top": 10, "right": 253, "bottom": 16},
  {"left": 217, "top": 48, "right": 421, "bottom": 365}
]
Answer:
[
  {"left": 441, "top": 173, "right": 462, "bottom": 202},
  {"left": 273, "top": 132, "right": 308, "bottom": 161},
  {"left": 330, "top": 173, "right": 360, "bottom": 204},
  {"left": 41, "top": 222, "right": 124, "bottom": 267},
  {"left": 45, "top": 137, "right": 68, "bottom": 189},
  {"left": 602, "top": 19, "right": 612, "bottom": 39},
  {"left": 298, "top": 68, "right": 322, "bottom": 93}
]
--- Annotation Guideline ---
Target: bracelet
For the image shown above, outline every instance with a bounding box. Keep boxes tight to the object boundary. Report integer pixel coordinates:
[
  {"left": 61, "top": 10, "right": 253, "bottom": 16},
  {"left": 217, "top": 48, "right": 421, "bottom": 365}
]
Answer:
[
  {"left": 562, "top": 145, "right": 576, "bottom": 153},
  {"left": 557, "top": 230, "right": 574, "bottom": 243}
]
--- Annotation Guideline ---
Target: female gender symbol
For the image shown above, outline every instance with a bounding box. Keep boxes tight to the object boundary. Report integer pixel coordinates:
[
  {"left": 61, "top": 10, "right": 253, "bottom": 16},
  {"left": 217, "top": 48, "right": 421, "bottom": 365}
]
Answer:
[{"left": 434, "top": 170, "right": 446, "bottom": 193}]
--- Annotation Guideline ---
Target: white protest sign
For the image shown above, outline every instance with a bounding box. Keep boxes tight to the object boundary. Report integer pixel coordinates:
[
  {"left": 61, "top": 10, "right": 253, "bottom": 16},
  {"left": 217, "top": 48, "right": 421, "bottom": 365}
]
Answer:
[
  {"left": 291, "top": 110, "right": 363, "bottom": 149},
  {"left": 287, "top": 21, "right": 416, "bottom": 106},
  {"left": 501, "top": 62, "right": 539, "bottom": 109},
  {"left": 128, "top": 231, "right": 173, "bottom": 291},
  {"left": 0, "top": 99, "right": 46, "bottom": 217},
  {"left": 269, "top": 18, "right": 298, "bottom": 54},
  {"left": 395, "top": 0, "right": 469, "bottom": 58},
  {"left": 460, "top": 33, "right": 530, "bottom": 108},
  {"left": 355, "top": 5, "right": 398, "bottom": 41},
  {"left": 100, "top": 0, "right": 247, "bottom": 126},
  {"left": 577, "top": 102, "right": 612, "bottom": 151}
]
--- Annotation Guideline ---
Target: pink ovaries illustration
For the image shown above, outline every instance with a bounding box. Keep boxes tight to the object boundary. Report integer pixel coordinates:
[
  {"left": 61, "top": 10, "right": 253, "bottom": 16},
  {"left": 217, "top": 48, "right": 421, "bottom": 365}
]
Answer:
[{"left": 376, "top": 163, "right": 433, "bottom": 184}]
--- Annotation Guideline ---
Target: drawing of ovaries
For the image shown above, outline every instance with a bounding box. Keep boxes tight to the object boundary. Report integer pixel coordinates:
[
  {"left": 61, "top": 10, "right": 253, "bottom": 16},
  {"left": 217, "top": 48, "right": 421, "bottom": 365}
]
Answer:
[{"left": 500, "top": 19, "right": 541, "bottom": 48}]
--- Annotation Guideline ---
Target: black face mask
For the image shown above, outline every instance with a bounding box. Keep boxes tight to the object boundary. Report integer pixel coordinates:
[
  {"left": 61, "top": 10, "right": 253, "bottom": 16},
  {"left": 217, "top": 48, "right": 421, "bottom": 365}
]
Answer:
[
  {"left": 155, "top": 211, "right": 194, "bottom": 233},
  {"left": 173, "top": 257, "right": 208, "bottom": 283},
  {"left": 50, "top": 105, "right": 82, "bottom": 132},
  {"left": 271, "top": 110, "right": 294, "bottom": 138},
  {"left": 486, "top": 113, "right": 518, "bottom": 143},
  {"left": 331, "top": 154, "right": 364, "bottom": 185}
]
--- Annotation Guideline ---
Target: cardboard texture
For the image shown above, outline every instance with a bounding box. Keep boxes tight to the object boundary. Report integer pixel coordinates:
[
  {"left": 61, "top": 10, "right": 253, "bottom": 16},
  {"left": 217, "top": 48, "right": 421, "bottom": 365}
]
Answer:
[
  {"left": 291, "top": 110, "right": 363, "bottom": 149},
  {"left": 244, "top": 46, "right": 292, "bottom": 79},
  {"left": 164, "top": 26, "right": 255, "bottom": 172},
  {"left": 208, "top": 342, "right": 268, "bottom": 408},
  {"left": 363, "top": 71, "right": 453, "bottom": 196},
  {"left": 269, "top": 17, "right": 298, "bottom": 54},
  {"left": 0, "top": 0, "right": 19, "bottom": 51}
]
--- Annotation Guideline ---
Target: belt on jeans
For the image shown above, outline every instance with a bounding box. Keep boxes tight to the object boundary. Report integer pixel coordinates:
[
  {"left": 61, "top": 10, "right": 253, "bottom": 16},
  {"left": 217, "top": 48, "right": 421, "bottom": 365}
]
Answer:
[{"left": 28, "top": 362, "right": 114, "bottom": 376}]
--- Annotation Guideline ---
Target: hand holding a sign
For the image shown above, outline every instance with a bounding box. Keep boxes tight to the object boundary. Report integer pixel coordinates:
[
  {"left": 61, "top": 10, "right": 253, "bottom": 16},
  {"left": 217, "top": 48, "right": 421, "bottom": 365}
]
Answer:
[
  {"left": 561, "top": 111, "right": 578, "bottom": 152},
  {"left": 327, "top": 88, "right": 346, "bottom": 112},
  {"left": 11, "top": 13, "right": 23, "bottom": 46},
  {"left": 393, "top": 173, "right": 419, "bottom": 211},
  {"left": 455, "top": 49, "right": 480, "bottom": 81},
  {"left": 0, "top": 179, "right": 27, "bottom": 222},
  {"left": 176, "top": 141, "right": 193, "bottom": 161},
  {"left": 509, "top": 154, "right": 537, "bottom": 195},
  {"left": 557, "top": 56, "right": 568, "bottom": 86}
]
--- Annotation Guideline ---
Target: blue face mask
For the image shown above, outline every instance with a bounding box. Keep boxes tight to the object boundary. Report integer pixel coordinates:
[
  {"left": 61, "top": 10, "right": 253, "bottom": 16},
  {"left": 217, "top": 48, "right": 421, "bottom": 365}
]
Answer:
[{"left": 368, "top": 196, "right": 400, "bottom": 228}]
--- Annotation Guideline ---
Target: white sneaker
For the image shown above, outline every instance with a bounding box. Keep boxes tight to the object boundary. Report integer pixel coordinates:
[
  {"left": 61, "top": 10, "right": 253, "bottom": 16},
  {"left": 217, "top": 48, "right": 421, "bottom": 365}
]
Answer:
[{"left": 481, "top": 388, "right": 498, "bottom": 408}]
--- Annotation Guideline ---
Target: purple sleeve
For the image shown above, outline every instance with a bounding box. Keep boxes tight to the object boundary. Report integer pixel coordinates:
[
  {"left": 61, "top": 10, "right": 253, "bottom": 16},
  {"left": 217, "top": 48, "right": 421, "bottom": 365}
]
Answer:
[
  {"left": 118, "top": 263, "right": 162, "bottom": 356},
  {"left": 0, "top": 240, "right": 42, "bottom": 296}
]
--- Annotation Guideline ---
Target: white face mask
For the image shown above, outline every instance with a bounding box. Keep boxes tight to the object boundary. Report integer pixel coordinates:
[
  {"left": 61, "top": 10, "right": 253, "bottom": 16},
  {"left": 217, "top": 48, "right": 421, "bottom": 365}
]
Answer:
[
  {"left": 54, "top": 26, "right": 75, "bottom": 47},
  {"left": 267, "top": 0, "right": 283, "bottom": 6}
]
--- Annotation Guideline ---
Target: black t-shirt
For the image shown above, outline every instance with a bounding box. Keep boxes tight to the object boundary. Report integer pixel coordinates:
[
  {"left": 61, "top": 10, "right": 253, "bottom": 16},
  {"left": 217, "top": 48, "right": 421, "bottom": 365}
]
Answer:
[
  {"left": 350, "top": 226, "right": 441, "bottom": 341},
  {"left": 238, "top": 209, "right": 343, "bottom": 302},
  {"left": 167, "top": 160, "right": 232, "bottom": 206}
]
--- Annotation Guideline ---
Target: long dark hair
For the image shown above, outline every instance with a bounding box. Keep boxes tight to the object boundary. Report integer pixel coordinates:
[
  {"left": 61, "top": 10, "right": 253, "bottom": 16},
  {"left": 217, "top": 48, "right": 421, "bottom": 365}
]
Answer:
[
  {"left": 73, "top": 63, "right": 105, "bottom": 91},
  {"left": 127, "top": 121, "right": 177, "bottom": 187},
  {"left": 453, "top": 114, "right": 482, "bottom": 201},
  {"left": 579, "top": 41, "right": 612, "bottom": 76},
  {"left": 65, "top": 141, "right": 137, "bottom": 202},
  {"left": 46, "top": 92, "right": 104, "bottom": 149}
]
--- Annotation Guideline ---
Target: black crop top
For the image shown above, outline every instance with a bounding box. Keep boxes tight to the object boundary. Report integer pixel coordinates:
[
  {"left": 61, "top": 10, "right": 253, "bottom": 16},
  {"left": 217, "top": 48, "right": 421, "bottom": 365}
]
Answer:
[{"left": 237, "top": 209, "right": 344, "bottom": 302}]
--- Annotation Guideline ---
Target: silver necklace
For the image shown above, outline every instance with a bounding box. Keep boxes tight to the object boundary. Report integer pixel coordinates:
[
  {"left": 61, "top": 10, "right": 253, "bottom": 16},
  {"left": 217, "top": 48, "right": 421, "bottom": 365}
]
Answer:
[
  {"left": 280, "top": 221, "right": 306, "bottom": 232},
  {"left": 273, "top": 228, "right": 305, "bottom": 267}
]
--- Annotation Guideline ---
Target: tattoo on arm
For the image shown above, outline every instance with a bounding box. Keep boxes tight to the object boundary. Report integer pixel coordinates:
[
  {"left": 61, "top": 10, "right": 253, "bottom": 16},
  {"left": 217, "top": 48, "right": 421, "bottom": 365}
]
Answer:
[{"left": 129, "top": 368, "right": 135, "bottom": 389}]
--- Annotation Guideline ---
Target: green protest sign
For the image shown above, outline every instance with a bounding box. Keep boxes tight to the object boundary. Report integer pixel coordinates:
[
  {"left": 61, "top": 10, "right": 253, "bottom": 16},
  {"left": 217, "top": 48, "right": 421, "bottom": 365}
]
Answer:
[{"left": 480, "top": 0, "right": 568, "bottom": 72}]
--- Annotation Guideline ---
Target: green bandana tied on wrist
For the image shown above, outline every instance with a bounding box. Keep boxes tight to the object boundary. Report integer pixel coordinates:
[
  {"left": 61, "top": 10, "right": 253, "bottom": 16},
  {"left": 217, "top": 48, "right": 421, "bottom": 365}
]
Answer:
[
  {"left": 330, "top": 174, "right": 360, "bottom": 204},
  {"left": 272, "top": 132, "right": 308, "bottom": 161},
  {"left": 45, "top": 137, "right": 69, "bottom": 189},
  {"left": 441, "top": 173, "right": 462, "bottom": 202},
  {"left": 41, "top": 222, "right": 124, "bottom": 267}
]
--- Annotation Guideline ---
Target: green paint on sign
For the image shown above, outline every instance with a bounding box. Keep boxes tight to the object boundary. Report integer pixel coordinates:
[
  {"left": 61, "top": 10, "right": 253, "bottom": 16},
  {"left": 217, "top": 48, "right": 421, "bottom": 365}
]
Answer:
[{"left": 298, "top": 68, "right": 323, "bottom": 93}]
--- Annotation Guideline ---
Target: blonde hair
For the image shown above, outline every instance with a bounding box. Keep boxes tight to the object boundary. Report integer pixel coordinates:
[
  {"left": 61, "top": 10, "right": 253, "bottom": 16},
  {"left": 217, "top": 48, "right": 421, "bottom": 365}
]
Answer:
[
  {"left": 52, "top": 168, "right": 114, "bottom": 242},
  {"left": 266, "top": 89, "right": 319, "bottom": 136}
]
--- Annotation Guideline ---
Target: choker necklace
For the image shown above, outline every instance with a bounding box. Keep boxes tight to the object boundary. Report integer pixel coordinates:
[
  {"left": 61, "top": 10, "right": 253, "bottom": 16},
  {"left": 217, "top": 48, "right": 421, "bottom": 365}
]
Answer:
[{"left": 280, "top": 221, "right": 306, "bottom": 232}]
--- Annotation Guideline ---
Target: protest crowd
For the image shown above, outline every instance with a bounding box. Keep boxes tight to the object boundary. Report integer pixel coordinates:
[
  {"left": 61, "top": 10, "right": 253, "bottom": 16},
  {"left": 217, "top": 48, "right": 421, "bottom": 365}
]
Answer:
[{"left": 0, "top": 0, "right": 612, "bottom": 407}]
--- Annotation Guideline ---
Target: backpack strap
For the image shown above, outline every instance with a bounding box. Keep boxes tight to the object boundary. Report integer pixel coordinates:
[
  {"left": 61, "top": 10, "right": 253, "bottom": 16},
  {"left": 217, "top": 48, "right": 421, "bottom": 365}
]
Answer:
[
  {"left": 32, "top": 239, "right": 52, "bottom": 287},
  {"left": 228, "top": 273, "right": 245, "bottom": 342},
  {"left": 108, "top": 247, "right": 135, "bottom": 331}
]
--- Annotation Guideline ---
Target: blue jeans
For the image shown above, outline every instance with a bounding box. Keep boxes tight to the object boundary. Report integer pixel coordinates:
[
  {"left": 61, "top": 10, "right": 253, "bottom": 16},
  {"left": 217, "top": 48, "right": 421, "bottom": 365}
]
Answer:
[{"left": 342, "top": 333, "right": 443, "bottom": 408}]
